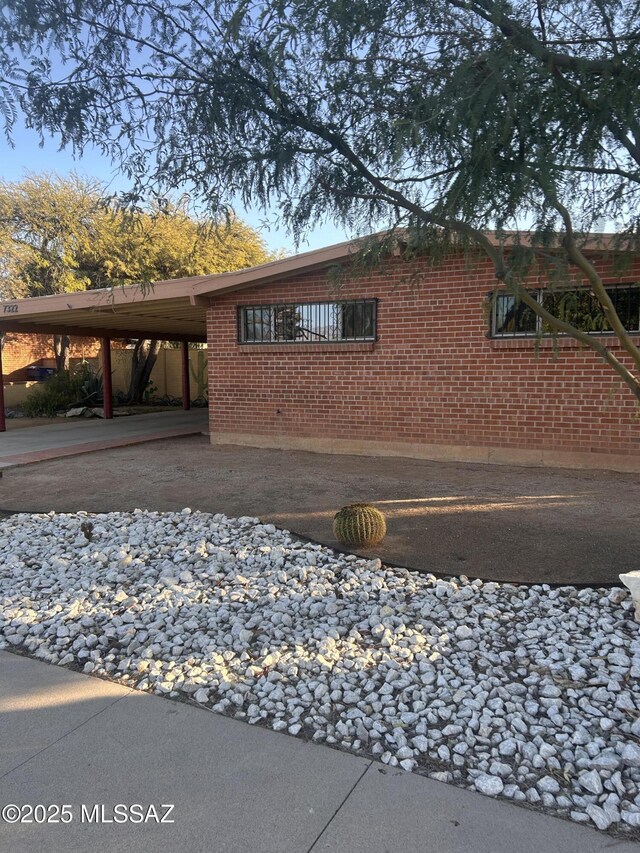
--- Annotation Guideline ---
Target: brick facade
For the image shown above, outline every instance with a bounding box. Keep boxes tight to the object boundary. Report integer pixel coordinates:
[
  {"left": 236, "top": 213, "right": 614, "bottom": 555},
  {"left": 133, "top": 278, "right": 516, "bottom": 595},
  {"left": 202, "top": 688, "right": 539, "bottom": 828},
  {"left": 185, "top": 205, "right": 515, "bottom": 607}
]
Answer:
[
  {"left": 1, "top": 334, "right": 106, "bottom": 380},
  {"left": 206, "top": 251, "right": 640, "bottom": 472}
]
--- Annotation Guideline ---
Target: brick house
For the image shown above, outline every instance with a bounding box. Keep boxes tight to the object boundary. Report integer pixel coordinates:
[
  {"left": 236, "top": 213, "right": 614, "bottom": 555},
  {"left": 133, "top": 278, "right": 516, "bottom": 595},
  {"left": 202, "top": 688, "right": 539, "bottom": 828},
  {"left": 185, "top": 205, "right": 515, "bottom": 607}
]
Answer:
[
  {"left": 2, "top": 235, "right": 639, "bottom": 472},
  {"left": 198, "top": 240, "right": 640, "bottom": 472}
]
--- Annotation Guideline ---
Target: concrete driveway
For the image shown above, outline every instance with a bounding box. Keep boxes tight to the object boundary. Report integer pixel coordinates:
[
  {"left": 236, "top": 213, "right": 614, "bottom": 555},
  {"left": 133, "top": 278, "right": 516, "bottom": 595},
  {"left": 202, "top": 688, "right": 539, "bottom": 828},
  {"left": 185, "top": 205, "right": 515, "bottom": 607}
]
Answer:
[
  {"left": 0, "top": 410, "right": 207, "bottom": 470},
  {"left": 1, "top": 434, "right": 638, "bottom": 584}
]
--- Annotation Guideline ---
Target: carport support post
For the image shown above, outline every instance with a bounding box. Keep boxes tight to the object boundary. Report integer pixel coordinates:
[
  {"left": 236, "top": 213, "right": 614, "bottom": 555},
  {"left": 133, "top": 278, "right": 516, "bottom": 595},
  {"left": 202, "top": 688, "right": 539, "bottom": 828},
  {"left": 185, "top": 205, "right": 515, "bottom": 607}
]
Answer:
[
  {"left": 0, "top": 339, "right": 5, "bottom": 432},
  {"left": 181, "top": 341, "right": 191, "bottom": 411},
  {"left": 101, "top": 337, "right": 113, "bottom": 420}
]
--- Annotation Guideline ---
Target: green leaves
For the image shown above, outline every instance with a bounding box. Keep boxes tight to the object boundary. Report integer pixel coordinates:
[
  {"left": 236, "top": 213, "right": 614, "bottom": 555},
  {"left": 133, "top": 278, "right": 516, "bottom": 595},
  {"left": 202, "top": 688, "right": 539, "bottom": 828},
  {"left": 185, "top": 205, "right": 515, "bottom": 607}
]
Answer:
[
  {"left": 3, "top": 0, "right": 640, "bottom": 392},
  {"left": 0, "top": 174, "right": 273, "bottom": 299},
  {"left": 2, "top": 0, "right": 639, "bottom": 244}
]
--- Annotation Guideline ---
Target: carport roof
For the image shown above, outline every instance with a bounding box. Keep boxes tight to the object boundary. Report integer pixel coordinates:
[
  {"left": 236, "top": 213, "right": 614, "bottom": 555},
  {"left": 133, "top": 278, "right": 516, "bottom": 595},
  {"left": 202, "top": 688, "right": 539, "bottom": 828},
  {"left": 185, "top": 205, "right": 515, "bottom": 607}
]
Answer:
[
  {"left": 0, "top": 279, "right": 208, "bottom": 342},
  {"left": 0, "top": 237, "right": 360, "bottom": 342}
]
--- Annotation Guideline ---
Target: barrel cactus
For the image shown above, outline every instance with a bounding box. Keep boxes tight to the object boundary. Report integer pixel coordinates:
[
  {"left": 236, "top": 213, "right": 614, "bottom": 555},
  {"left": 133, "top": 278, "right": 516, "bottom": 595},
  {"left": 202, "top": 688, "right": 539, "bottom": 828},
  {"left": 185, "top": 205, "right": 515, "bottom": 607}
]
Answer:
[{"left": 333, "top": 503, "right": 387, "bottom": 548}]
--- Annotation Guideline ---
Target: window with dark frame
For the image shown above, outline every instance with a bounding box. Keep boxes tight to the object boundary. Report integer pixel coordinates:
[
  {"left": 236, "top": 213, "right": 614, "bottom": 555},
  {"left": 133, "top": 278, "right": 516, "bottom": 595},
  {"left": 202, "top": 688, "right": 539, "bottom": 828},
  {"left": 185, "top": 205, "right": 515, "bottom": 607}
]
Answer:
[
  {"left": 238, "top": 299, "right": 377, "bottom": 343},
  {"left": 490, "top": 285, "right": 640, "bottom": 338}
]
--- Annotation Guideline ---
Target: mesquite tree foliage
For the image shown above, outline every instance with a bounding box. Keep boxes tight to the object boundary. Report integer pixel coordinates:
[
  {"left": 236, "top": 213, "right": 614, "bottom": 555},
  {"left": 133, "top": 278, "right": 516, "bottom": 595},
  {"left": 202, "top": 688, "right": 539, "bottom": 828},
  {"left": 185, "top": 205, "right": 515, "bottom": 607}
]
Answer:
[{"left": 3, "top": 0, "right": 640, "bottom": 395}]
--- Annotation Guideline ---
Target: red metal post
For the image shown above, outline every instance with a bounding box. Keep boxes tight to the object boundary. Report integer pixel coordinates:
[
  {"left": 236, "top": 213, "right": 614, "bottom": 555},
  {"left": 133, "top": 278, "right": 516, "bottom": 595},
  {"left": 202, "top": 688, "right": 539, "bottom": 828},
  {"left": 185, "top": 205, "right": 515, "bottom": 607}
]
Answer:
[
  {"left": 181, "top": 341, "right": 191, "bottom": 411},
  {"left": 0, "top": 340, "right": 5, "bottom": 432},
  {"left": 101, "top": 337, "right": 113, "bottom": 420}
]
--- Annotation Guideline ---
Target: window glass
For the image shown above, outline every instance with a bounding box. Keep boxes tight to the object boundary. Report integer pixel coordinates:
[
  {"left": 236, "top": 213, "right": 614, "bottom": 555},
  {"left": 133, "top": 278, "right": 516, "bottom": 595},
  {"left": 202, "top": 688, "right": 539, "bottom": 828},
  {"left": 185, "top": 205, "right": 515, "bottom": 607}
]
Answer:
[
  {"left": 491, "top": 285, "right": 640, "bottom": 337},
  {"left": 493, "top": 293, "right": 537, "bottom": 336},
  {"left": 239, "top": 300, "right": 377, "bottom": 343},
  {"left": 341, "top": 301, "right": 375, "bottom": 340},
  {"left": 244, "top": 306, "right": 274, "bottom": 342},
  {"left": 609, "top": 287, "right": 640, "bottom": 332},
  {"left": 541, "top": 290, "right": 610, "bottom": 333}
]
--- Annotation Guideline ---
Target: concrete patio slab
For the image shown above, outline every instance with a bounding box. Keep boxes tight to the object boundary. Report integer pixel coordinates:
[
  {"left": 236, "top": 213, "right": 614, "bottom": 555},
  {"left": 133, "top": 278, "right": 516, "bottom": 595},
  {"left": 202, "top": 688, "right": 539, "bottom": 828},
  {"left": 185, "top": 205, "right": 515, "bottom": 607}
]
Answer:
[
  {"left": 0, "top": 410, "right": 208, "bottom": 469},
  {"left": 0, "top": 652, "right": 132, "bottom": 777},
  {"left": 315, "top": 762, "right": 640, "bottom": 853}
]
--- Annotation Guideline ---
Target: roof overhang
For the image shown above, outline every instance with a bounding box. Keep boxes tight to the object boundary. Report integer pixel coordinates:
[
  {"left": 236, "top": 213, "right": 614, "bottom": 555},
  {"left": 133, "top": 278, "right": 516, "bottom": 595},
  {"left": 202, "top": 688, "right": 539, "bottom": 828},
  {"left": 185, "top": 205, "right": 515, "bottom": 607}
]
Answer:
[
  {"left": 191, "top": 237, "right": 361, "bottom": 297},
  {"left": 0, "top": 280, "right": 208, "bottom": 342},
  {"left": 187, "top": 230, "right": 637, "bottom": 297},
  {"left": 0, "top": 237, "right": 364, "bottom": 340}
]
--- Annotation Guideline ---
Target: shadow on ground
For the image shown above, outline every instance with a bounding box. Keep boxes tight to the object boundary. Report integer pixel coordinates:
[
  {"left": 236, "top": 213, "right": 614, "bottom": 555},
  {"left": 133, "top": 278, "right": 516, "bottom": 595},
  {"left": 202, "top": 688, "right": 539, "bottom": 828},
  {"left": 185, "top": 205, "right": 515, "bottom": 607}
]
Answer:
[{"left": 1, "top": 435, "right": 638, "bottom": 584}]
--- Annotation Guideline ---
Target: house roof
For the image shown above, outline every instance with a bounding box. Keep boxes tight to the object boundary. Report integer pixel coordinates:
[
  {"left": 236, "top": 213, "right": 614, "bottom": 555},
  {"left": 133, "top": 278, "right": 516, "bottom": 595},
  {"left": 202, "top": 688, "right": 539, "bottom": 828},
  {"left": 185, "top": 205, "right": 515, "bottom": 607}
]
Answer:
[
  {"left": 0, "top": 236, "right": 363, "bottom": 341},
  {"left": 0, "top": 231, "right": 633, "bottom": 341},
  {"left": 189, "top": 230, "right": 634, "bottom": 296},
  {"left": 191, "top": 237, "right": 361, "bottom": 297}
]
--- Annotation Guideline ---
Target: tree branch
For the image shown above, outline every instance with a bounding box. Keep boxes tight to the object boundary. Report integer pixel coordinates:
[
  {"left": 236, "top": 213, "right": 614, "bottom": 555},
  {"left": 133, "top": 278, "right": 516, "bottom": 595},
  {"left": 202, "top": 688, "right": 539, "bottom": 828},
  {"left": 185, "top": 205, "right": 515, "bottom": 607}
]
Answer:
[{"left": 453, "top": 0, "right": 624, "bottom": 76}]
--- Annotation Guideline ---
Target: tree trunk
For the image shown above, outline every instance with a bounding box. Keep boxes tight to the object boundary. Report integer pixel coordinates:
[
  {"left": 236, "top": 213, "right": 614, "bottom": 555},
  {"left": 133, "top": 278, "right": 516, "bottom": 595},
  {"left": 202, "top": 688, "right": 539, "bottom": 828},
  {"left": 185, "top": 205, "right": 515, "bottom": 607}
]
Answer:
[
  {"left": 53, "top": 334, "right": 71, "bottom": 372},
  {"left": 127, "top": 339, "right": 161, "bottom": 404}
]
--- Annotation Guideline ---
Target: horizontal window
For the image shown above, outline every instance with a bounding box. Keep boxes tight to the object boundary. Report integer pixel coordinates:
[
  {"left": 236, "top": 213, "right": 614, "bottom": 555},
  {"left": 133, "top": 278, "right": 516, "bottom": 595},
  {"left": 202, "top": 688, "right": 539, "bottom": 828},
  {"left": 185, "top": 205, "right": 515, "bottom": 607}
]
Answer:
[
  {"left": 238, "top": 300, "right": 377, "bottom": 344},
  {"left": 490, "top": 284, "right": 640, "bottom": 338}
]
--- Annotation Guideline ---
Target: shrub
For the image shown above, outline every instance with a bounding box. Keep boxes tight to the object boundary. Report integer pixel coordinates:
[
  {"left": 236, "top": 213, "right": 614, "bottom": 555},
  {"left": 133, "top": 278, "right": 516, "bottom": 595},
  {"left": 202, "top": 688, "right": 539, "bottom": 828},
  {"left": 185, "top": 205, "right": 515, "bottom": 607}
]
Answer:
[
  {"left": 22, "top": 362, "right": 104, "bottom": 417},
  {"left": 333, "top": 503, "right": 387, "bottom": 548},
  {"left": 22, "top": 371, "right": 82, "bottom": 417},
  {"left": 76, "top": 362, "right": 103, "bottom": 405}
]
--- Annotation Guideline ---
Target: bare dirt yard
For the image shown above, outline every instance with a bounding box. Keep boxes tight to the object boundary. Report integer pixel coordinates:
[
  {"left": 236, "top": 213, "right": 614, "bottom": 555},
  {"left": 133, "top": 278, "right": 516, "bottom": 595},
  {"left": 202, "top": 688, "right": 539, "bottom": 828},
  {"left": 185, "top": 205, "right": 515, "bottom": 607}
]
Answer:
[{"left": 1, "top": 435, "right": 638, "bottom": 585}]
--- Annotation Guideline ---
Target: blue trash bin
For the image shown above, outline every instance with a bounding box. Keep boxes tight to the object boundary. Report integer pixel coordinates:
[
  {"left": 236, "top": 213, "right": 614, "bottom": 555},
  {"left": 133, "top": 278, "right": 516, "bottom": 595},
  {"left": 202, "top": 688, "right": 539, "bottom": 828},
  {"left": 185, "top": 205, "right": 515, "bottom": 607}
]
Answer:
[{"left": 27, "top": 366, "right": 56, "bottom": 381}]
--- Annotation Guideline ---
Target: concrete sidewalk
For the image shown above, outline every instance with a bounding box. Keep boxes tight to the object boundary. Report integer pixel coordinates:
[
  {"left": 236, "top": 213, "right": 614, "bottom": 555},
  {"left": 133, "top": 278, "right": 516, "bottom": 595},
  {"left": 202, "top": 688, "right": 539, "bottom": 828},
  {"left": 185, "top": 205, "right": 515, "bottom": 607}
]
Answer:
[
  {"left": 0, "top": 410, "right": 208, "bottom": 470},
  {"left": 1, "top": 652, "right": 637, "bottom": 853}
]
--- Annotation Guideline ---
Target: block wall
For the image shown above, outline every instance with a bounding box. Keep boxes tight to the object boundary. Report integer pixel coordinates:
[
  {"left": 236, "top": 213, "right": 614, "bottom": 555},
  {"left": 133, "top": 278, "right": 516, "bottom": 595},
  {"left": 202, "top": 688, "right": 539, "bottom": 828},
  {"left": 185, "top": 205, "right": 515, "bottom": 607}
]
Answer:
[{"left": 2, "top": 335, "right": 208, "bottom": 401}]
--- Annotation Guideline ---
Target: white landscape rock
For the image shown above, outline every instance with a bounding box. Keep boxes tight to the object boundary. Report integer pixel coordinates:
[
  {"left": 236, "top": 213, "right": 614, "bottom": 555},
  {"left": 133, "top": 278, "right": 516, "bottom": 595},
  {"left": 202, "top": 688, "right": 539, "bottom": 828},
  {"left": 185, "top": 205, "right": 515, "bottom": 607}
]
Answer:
[
  {"left": 578, "top": 769, "right": 603, "bottom": 795},
  {"left": 411, "top": 736, "right": 430, "bottom": 753},
  {"left": 586, "top": 804, "right": 612, "bottom": 831},
  {"left": 621, "top": 743, "right": 640, "bottom": 768},
  {"left": 0, "top": 508, "right": 639, "bottom": 837},
  {"left": 537, "top": 776, "right": 560, "bottom": 794},
  {"left": 475, "top": 775, "right": 504, "bottom": 796}
]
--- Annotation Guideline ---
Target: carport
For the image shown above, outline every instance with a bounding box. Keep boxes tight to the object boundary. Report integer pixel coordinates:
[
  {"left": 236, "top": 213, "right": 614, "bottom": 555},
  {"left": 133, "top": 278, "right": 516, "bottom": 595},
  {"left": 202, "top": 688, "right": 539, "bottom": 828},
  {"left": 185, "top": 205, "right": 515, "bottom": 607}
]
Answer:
[
  {"left": 0, "top": 277, "right": 211, "bottom": 431},
  {"left": 0, "top": 239, "right": 362, "bottom": 433}
]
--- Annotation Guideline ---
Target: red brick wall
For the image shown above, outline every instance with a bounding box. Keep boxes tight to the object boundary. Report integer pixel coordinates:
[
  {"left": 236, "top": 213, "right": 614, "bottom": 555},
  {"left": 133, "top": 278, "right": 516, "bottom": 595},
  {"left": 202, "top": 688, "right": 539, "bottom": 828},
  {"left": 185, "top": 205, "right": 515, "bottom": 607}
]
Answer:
[
  {"left": 2, "top": 334, "right": 53, "bottom": 379},
  {"left": 206, "top": 251, "right": 640, "bottom": 466},
  {"left": 2, "top": 334, "right": 121, "bottom": 380}
]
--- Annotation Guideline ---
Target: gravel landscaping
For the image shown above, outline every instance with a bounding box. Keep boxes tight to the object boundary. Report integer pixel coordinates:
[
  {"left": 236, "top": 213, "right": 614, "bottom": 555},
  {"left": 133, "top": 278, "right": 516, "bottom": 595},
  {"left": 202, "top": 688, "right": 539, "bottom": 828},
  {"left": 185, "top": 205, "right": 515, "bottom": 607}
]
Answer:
[{"left": 1, "top": 509, "right": 640, "bottom": 836}]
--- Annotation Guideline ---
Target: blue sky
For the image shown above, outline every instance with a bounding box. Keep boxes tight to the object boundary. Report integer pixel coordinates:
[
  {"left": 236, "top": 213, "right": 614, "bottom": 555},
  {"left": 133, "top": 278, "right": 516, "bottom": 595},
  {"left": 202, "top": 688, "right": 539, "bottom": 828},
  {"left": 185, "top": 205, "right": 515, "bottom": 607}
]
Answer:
[{"left": 2, "top": 121, "right": 351, "bottom": 257}]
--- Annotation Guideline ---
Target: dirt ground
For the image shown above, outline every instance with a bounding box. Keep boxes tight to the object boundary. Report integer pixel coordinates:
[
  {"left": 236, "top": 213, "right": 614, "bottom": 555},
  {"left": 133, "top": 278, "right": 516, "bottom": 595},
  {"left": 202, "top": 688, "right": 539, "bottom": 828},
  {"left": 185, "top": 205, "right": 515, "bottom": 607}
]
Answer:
[{"left": 1, "top": 435, "right": 638, "bottom": 585}]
